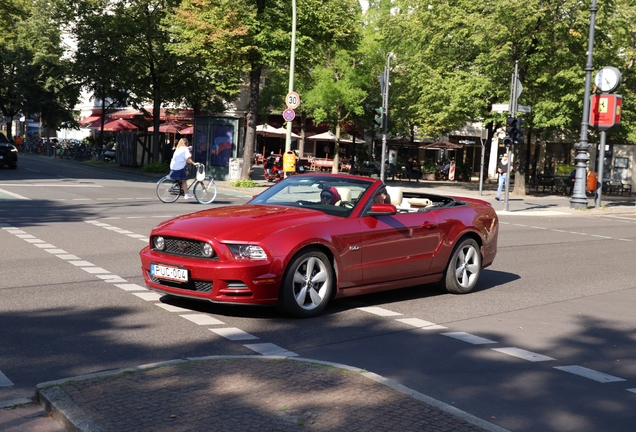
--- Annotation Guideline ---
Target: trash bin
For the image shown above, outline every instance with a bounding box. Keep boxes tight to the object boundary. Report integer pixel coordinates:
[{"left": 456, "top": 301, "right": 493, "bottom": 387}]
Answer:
[
  {"left": 229, "top": 158, "right": 243, "bottom": 180},
  {"left": 283, "top": 151, "right": 297, "bottom": 173},
  {"left": 586, "top": 170, "right": 598, "bottom": 193}
]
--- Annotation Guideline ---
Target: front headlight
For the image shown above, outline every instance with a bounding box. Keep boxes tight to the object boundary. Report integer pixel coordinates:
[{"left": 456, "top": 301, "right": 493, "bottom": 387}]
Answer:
[
  {"left": 153, "top": 236, "right": 165, "bottom": 251},
  {"left": 201, "top": 242, "right": 214, "bottom": 258},
  {"left": 227, "top": 244, "right": 268, "bottom": 260}
]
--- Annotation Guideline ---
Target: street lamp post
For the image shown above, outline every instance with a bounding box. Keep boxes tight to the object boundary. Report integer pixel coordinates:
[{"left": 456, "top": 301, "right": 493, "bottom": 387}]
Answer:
[{"left": 570, "top": 0, "right": 598, "bottom": 209}]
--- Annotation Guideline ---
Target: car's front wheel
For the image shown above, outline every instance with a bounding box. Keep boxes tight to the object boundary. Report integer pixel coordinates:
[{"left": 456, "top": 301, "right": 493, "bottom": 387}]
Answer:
[
  {"left": 443, "top": 238, "right": 481, "bottom": 294},
  {"left": 279, "top": 248, "right": 334, "bottom": 318}
]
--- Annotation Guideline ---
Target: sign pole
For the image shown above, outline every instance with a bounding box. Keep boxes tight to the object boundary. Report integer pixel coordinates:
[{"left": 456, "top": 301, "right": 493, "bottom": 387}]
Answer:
[{"left": 284, "top": 0, "right": 297, "bottom": 154}]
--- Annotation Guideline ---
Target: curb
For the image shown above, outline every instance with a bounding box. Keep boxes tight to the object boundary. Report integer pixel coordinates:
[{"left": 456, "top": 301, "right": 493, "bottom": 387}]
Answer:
[{"left": 35, "top": 355, "right": 509, "bottom": 432}]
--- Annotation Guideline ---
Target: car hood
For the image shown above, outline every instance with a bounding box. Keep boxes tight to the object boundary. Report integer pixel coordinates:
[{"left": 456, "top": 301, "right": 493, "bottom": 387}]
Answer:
[{"left": 152, "top": 204, "right": 338, "bottom": 242}]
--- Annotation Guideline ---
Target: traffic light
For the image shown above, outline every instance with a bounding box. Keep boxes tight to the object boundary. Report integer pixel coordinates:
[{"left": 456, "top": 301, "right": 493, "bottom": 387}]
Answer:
[
  {"left": 515, "top": 118, "right": 526, "bottom": 144},
  {"left": 505, "top": 116, "right": 517, "bottom": 135},
  {"left": 503, "top": 116, "right": 517, "bottom": 146},
  {"left": 373, "top": 107, "right": 384, "bottom": 128}
]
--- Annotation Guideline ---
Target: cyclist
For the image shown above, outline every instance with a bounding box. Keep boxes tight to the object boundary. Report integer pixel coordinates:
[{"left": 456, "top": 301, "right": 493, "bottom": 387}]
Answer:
[{"left": 169, "top": 138, "right": 198, "bottom": 199}]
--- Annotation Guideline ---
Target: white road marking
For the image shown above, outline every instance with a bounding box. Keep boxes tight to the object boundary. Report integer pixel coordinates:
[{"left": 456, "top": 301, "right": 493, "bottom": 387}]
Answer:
[
  {"left": 85, "top": 220, "right": 149, "bottom": 242},
  {"left": 357, "top": 306, "right": 403, "bottom": 317},
  {"left": 68, "top": 260, "right": 95, "bottom": 267},
  {"left": 0, "top": 188, "right": 30, "bottom": 199},
  {"left": 55, "top": 254, "right": 81, "bottom": 260},
  {"left": 554, "top": 365, "right": 626, "bottom": 383},
  {"left": 155, "top": 303, "right": 191, "bottom": 313},
  {"left": 442, "top": 332, "right": 497, "bottom": 345},
  {"left": 244, "top": 343, "right": 298, "bottom": 357},
  {"left": 45, "top": 249, "right": 69, "bottom": 254},
  {"left": 590, "top": 235, "right": 612, "bottom": 239},
  {"left": 396, "top": 318, "right": 438, "bottom": 328},
  {"left": 179, "top": 314, "right": 225, "bottom": 326},
  {"left": 132, "top": 292, "right": 164, "bottom": 302},
  {"left": 34, "top": 243, "right": 56, "bottom": 248},
  {"left": 210, "top": 328, "right": 259, "bottom": 341},
  {"left": 24, "top": 239, "right": 46, "bottom": 243},
  {"left": 417, "top": 324, "right": 448, "bottom": 330},
  {"left": 81, "top": 267, "right": 110, "bottom": 274},
  {"left": 626, "top": 388, "right": 636, "bottom": 394},
  {"left": 15, "top": 234, "right": 36, "bottom": 239},
  {"left": 114, "top": 283, "right": 148, "bottom": 291},
  {"left": 492, "top": 347, "right": 555, "bottom": 362},
  {"left": 0, "top": 370, "right": 14, "bottom": 387},
  {"left": 618, "top": 238, "right": 634, "bottom": 242}
]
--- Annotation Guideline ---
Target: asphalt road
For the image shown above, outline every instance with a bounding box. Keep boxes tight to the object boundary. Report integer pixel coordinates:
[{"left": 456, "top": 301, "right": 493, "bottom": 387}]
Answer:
[{"left": 1, "top": 155, "right": 635, "bottom": 431}]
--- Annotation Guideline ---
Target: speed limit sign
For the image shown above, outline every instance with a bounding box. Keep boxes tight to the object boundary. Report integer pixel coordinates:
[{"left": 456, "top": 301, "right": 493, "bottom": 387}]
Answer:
[{"left": 286, "top": 91, "right": 300, "bottom": 109}]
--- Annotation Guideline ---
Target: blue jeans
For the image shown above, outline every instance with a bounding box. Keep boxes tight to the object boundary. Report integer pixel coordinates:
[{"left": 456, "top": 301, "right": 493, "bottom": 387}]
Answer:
[{"left": 497, "top": 174, "right": 507, "bottom": 198}]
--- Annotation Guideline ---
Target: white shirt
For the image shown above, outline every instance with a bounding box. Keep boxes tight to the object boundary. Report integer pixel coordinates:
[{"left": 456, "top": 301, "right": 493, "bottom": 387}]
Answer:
[{"left": 170, "top": 146, "right": 191, "bottom": 170}]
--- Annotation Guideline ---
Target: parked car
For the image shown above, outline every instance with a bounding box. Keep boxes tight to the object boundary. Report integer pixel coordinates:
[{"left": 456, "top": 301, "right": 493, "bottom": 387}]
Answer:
[
  {"left": 140, "top": 174, "right": 499, "bottom": 318},
  {"left": 0, "top": 133, "right": 18, "bottom": 169}
]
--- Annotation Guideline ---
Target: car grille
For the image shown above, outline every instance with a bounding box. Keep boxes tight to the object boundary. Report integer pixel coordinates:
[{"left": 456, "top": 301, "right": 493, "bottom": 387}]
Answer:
[
  {"left": 148, "top": 272, "right": 213, "bottom": 293},
  {"left": 156, "top": 237, "right": 217, "bottom": 259}
]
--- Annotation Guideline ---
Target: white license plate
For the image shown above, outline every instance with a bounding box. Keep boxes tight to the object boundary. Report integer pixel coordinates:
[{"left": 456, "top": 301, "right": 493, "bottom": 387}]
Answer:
[{"left": 151, "top": 264, "right": 188, "bottom": 282}]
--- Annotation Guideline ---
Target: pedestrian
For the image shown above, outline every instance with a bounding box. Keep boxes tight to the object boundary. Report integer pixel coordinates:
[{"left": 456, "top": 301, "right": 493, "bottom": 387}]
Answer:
[
  {"left": 265, "top": 151, "right": 276, "bottom": 177},
  {"left": 169, "top": 138, "right": 197, "bottom": 199},
  {"left": 496, "top": 153, "right": 511, "bottom": 201}
]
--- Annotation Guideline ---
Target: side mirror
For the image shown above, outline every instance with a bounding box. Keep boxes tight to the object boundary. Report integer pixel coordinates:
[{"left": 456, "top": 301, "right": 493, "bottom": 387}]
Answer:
[{"left": 368, "top": 203, "right": 397, "bottom": 216}]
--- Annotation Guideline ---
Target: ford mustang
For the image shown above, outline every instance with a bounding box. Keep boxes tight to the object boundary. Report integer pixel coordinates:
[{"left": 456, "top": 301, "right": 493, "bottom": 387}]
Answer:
[{"left": 140, "top": 174, "right": 498, "bottom": 318}]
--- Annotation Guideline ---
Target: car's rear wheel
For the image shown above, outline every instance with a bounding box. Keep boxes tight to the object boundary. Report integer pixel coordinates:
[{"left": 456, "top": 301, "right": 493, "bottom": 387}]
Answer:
[
  {"left": 279, "top": 248, "right": 334, "bottom": 318},
  {"left": 443, "top": 238, "right": 481, "bottom": 294}
]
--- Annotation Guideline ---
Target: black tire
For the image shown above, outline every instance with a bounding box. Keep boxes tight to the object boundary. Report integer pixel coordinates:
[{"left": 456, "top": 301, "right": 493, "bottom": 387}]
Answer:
[
  {"left": 9, "top": 163, "right": 17, "bottom": 169},
  {"left": 279, "top": 248, "right": 334, "bottom": 318},
  {"left": 194, "top": 178, "right": 217, "bottom": 204},
  {"left": 156, "top": 177, "right": 181, "bottom": 203},
  {"left": 443, "top": 238, "right": 481, "bottom": 294}
]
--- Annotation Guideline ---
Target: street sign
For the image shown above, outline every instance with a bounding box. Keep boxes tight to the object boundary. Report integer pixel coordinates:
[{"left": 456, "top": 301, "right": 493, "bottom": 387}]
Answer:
[
  {"left": 590, "top": 94, "right": 622, "bottom": 131},
  {"left": 285, "top": 92, "right": 300, "bottom": 109},
  {"left": 491, "top": 103, "right": 531, "bottom": 114},
  {"left": 282, "top": 109, "right": 296, "bottom": 122}
]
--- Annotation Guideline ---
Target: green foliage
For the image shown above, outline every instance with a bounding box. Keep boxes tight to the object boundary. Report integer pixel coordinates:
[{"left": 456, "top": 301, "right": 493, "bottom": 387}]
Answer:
[
  {"left": 421, "top": 158, "right": 437, "bottom": 174},
  {"left": 141, "top": 161, "right": 170, "bottom": 174},
  {"left": 230, "top": 179, "right": 257, "bottom": 188}
]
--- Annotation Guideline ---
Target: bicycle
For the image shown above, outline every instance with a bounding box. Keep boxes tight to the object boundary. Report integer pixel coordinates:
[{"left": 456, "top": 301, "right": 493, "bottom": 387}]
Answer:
[{"left": 156, "top": 164, "right": 218, "bottom": 204}]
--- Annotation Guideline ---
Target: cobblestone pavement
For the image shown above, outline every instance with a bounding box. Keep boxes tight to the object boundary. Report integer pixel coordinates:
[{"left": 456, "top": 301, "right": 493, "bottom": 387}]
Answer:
[{"left": 33, "top": 356, "right": 506, "bottom": 432}]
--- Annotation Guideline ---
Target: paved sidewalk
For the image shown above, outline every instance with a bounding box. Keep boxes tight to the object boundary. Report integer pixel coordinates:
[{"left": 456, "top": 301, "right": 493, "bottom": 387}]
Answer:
[{"left": 19, "top": 356, "right": 504, "bottom": 432}]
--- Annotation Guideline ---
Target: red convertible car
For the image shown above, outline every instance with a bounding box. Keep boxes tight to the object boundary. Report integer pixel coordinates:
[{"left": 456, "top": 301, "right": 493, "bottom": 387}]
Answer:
[{"left": 140, "top": 174, "right": 498, "bottom": 318}]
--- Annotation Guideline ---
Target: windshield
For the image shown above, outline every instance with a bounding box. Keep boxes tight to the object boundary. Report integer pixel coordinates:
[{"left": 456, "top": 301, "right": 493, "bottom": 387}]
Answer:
[{"left": 248, "top": 175, "right": 374, "bottom": 217}]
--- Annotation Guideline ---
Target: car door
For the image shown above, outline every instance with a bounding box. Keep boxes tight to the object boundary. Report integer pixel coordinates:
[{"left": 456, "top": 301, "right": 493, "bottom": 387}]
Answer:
[{"left": 358, "top": 210, "right": 442, "bottom": 285}]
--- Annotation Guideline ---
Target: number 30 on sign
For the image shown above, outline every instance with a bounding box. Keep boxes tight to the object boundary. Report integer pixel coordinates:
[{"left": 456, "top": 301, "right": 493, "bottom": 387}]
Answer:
[{"left": 286, "top": 92, "right": 300, "bottom": 109}]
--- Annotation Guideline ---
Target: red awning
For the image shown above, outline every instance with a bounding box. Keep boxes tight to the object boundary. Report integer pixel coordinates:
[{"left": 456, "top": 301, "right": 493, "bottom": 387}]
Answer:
[{"left": 80, "top": 116, "right": 102, "bottom": 127}]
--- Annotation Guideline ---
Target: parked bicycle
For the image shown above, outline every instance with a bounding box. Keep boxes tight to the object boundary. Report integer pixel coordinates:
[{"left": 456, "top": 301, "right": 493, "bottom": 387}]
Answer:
[{"left": 156, "top": 163, "right": 217, "bottom": 204}]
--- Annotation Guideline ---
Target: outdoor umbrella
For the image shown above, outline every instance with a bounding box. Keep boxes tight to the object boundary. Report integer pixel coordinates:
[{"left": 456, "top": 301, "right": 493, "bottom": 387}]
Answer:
[
  {"left": 274, "top": 126, "right": 300, "bottom": 139},
  {"left": 419, "top": 141, "right": 463, "bottom": 150},
  {"left": 148, "top": 121, "right": 186, "bottom": 133},
  {"left": 307, "top": 131, "right": 354, "bottom": 143},
  {"left": 179, "top": 126, "right": 193, "bottom": 135},
  {"left": 101, "top": 118, "right": 138, "bottom": 132}
]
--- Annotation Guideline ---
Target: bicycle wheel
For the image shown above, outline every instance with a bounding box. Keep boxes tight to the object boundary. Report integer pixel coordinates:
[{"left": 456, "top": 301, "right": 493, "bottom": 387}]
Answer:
[
  {"left": 193, "top": 178, "right": 217, "bottom": 204},
  {"left": 156, "top": 177, "right": 181, "bottom": 203}
]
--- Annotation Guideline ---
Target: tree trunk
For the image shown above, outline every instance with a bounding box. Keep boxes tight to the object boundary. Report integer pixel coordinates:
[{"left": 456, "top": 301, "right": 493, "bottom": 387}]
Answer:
[
  {"left": 332, "top": 122, "right": 341, "bottom": 174},
  {"left": 152, "top": 83, "right": 162, "bottom": 162},
  {"left": 241, "top": 65, "right": 261, "bottom": 180}
]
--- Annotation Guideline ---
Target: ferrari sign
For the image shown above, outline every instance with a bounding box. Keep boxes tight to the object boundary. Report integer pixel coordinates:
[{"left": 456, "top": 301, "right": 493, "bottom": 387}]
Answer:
[{"left": 590, "top": 94, "right": 622, "bottom": 131}]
